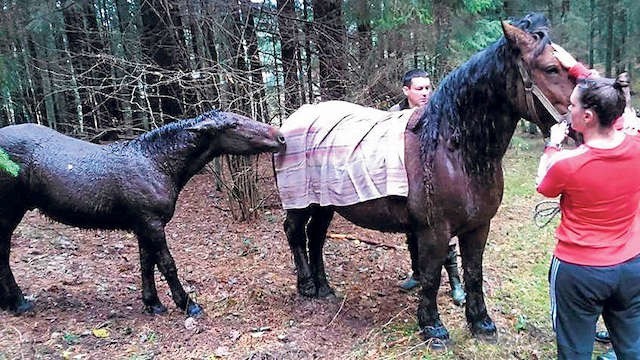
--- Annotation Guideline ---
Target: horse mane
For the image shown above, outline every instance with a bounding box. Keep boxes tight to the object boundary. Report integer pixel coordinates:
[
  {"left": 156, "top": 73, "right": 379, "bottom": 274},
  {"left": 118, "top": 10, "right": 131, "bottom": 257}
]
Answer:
[
  {"left": 127, "top": 110, "right": 222, "bottom": 153},
  {"left": 418, "top": 13, "right": 551, "bottom": 179}
]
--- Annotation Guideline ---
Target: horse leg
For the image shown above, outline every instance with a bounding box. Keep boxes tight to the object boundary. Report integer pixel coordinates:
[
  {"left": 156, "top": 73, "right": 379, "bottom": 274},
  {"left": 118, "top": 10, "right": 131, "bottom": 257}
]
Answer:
[
  {"left": 458, "top": 223, "right": 496, "bottom": 339},
  {"left": 413, "top": 227, "right": 451, "bottom": 348},
  {"left": 0, "top": 210, "right": 33, "bottom": 314},
  {"left": 136, "top": 237, "right": 166, "bottom": 314},
  {"left": 136, "top": 221, "right": 202, "bottom": 317},
  {"left": 284, "top": 209, "right": 315, "bottom": 297},
  {"left": 406, "top": 232, "right": 420, "bottom": 279},
  {"left": 307, "top": 207, "right": 334, "bottom": 298}
]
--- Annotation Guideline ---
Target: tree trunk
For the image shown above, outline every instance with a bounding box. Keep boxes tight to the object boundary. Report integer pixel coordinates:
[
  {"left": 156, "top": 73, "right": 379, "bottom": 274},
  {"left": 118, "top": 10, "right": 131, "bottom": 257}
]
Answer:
[
  {"left": 302, "top": 0, "right": 314, "bottom": 104},
  {"left": 588, "top": 0, "right": 595, "bottom": 68},
  {"left": 353, "top": 0, "right": 372, "bottom": 71},
  {"left": 433, "top": 3, "right": 453, "bottom": 82},
  {"left": 312, "top": 0, "right": 346, "bottom": 100},
  {"left": 114, "top": 0, "right": 137, "bottom": 136},
  {"left": 614, "top": 7, "right": 626, "bottom": 75},
  {"left": 277, "top": 0, "right": 301, "bottom": 114},
  {"left": 560, "top": 0, "right": 570, "bottom": 23},
  {"left": 605, "top": 1, "right": 614, "bottom": 77},
  {"left": 140, "top": 0, "right": 185, "bottom": 123},
  {"left": 243, "top": 0, "right": 269, "bottom": 123},
  {"left": 60, "top": 26, "right": 84, "bottom": 134}
]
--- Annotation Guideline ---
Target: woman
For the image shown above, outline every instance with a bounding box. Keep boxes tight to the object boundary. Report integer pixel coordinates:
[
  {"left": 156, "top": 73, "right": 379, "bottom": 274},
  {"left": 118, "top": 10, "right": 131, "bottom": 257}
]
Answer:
[{"left": 536, "top": 45, "right": 640, "bottom": 359}]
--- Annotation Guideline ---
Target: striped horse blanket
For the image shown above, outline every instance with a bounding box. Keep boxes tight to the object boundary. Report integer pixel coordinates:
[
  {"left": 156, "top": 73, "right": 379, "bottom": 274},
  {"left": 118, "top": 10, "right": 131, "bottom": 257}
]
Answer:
[{"left": 274, "top": 101, "right": 414, "bottom": 209}]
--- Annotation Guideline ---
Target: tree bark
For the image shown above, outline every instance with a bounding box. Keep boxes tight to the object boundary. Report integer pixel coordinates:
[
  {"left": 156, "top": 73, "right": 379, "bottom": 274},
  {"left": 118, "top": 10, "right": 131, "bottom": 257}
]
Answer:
[
  {"left": 277, "top": 0, "right": 301, "bottom": 114},
  {"left": 140, "top": 0, "right": 185, "bottom": 123},
  {"left": 605, "top": 0, "right": 614, "bottom": 77},
  {"left": 243, "top": 0, "right": 269, "bottom": 122},
  {"left": 312, "top": 0, "right": 346, "bottom": 100}
]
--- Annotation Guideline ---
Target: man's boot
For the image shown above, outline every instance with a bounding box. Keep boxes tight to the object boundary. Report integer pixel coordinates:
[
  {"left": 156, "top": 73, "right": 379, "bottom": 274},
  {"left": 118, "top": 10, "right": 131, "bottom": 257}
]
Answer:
[
  {"left": 444, "top": 244, "right": 466, "bottom": 306},
  {"left": 596, "top": 348, "right": 617, "bottom": 360},
  {"left": 399, "top": 275, "right": 419, "bottom": 291}
]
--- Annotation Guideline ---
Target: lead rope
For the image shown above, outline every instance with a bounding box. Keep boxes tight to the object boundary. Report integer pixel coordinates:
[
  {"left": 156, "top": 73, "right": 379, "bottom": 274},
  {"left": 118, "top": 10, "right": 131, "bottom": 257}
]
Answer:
[{"left": 533, "top": 199, "right": 561, "bottom": 228}]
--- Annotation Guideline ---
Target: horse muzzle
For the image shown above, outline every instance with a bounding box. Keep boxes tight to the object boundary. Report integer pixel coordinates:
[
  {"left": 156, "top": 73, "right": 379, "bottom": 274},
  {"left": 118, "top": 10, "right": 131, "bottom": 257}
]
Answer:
[{"left": 273, "top": 130, "right": 286, "bottom": 153}]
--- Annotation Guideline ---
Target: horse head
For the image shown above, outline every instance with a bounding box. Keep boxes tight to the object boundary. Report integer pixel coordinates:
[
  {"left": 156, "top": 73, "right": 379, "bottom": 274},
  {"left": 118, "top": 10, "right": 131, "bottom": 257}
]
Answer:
[
  {"left": 502, "top": 13, "right": 575, "bottom": 137},
  {"left": 187, "top": 111, "right": 286, "bottom": 155}
]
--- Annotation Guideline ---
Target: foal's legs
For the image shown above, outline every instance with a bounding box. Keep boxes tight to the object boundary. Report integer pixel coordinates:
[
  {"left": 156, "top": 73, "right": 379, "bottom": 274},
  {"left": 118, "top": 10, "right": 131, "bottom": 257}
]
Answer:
[
  {"left": 284, "top": 209, "right": 315, "bottom": 296},
  {"left": 136, "top": 236, "right": 165, "bottom": 314},
  {"left": 135, "top": 220, "right": 202, "bottom": 316},
  {"left": 306, "top": 207, "right": 334, "bottom": 297},
  {"left": 458, "top": 223, "right": 496, "bottom": 338},
  {"left": 0, "top": 209, "right": 32, "bottom": 313}
]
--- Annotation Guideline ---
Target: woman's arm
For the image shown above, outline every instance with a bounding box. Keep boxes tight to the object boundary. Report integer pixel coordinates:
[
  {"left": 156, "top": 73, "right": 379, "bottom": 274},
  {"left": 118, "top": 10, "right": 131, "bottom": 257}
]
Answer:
[
  {"left": 552, "top": 43, "right": 594, "bottom": 79},
  {"left": 536, "top": 122, "right": 569, "bottom": 188}
]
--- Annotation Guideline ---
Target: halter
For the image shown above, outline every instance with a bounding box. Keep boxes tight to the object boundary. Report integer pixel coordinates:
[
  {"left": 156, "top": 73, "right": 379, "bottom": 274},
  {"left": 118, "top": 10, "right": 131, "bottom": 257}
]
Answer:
[{"left": 517, "top": 59, "right": 566, "bottom": 125}]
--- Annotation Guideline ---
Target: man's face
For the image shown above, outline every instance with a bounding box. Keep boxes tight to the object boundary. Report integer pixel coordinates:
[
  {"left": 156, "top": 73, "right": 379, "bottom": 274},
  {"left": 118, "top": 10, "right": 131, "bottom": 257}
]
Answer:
[{"left": 403, "top": 77, "right": 432, "bottom": 108}]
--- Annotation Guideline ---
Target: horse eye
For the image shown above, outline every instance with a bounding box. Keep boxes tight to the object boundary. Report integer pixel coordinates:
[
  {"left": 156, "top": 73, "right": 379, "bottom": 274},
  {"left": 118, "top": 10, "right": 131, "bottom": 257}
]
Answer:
[{"left": 545, "top": 66, "right": 559, "bottom": 74}]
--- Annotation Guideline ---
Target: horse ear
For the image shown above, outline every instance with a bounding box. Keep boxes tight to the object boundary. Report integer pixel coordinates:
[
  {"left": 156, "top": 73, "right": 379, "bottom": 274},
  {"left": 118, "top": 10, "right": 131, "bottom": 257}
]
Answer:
[{"left": 501, "top": 21, "right": 535, "bottom": 52}]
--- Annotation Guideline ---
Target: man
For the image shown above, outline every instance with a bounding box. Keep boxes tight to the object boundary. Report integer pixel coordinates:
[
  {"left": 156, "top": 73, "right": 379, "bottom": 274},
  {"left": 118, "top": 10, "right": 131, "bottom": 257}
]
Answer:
[
  {"left": 389, "top": 69, "right": 432, "bottom": 111},
  {"left": 389, "top": 69, "right": 466, "bottom": 306}
]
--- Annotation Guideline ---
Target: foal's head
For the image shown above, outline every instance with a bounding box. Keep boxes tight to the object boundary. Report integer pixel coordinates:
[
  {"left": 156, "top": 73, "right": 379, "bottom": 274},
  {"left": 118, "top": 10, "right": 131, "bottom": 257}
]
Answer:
[
  {"left": 187, "top": 111, "right": 286, "bottom": 155},
  {"left": 502, "top": 13, "right": 575, "bottom": 136}
]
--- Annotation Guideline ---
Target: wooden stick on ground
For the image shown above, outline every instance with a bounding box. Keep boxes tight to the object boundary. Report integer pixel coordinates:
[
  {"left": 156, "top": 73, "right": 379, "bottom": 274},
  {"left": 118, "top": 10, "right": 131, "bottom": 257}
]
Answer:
[{"left": 327, "top": 233, "right": 404, "bottom": 251}]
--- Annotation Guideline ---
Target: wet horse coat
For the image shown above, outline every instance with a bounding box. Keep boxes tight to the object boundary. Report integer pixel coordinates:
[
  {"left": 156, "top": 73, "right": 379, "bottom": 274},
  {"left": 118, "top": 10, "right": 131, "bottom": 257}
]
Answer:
[
  {"left": 277, "top": 14, "right": 575, "bottom": 346},
  {"left": 0, "top": 111, "right": 285, "bottom": 316}
]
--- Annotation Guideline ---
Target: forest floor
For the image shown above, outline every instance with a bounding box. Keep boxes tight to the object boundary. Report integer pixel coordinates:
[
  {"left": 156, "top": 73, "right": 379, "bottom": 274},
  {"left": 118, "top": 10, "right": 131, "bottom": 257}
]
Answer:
[{"left": 0, "top": 135, "right": 613, "bottom": 359}]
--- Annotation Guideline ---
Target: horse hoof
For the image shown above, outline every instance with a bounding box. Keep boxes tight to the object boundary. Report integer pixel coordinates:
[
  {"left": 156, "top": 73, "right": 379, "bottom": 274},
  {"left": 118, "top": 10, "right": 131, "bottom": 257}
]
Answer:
[
  {"left": 421, "top": 324, "right": 450, "bottom": 347},
  {"left": 425, "top": 337, "right": 452, "bottom": 351},
  {"left": 316, "top": 285, "right": 335, "bottom": 299},
  {"left": 12, "top": 299, "right": 34, "bottom": 315},
  {"left": 145, "top": 304, "right": 167, "bottom": 314},
  {"left": 298, "top": 281, "right": 317, "bottom": 298},
  {"left": 186, "top": 302, "right": 203, "bottom": 317},
  {"left": 470, "top": 317, "right": 497, "bottom": 340}
]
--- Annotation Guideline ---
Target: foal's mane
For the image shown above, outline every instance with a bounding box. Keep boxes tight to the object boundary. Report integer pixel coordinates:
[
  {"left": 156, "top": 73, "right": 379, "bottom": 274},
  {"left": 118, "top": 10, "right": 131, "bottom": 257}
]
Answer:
[
  {"left": 128, "top": 110, "right": 222, "bottom": 152},
  {"left": 418, "top": 13, "right": 551, "bottom": 179}
]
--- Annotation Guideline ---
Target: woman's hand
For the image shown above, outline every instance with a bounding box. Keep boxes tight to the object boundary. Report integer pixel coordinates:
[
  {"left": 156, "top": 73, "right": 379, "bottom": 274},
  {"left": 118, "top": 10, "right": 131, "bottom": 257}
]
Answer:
[
  {"left": 549, "top": 122, "right": 569, "bottom": 145},
  {"left": 551, "top": 43, "right": 577, "bottom": 69}
]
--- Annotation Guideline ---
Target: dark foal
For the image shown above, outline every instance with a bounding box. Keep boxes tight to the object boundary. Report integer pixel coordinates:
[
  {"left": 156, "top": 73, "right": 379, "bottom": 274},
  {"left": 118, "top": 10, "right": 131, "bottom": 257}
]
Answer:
[
  {"left": 278, "top": 14, "right": 575, "bottom": 347},
  {"left": 0, "top": 110, "right": 285, "bottom": 316}
]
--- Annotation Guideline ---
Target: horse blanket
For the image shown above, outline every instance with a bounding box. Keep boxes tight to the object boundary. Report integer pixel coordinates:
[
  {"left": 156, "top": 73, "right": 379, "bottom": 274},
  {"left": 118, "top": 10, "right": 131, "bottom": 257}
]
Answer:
[{"left": 274, "top": 101, "right": 414, "bottom": 209}]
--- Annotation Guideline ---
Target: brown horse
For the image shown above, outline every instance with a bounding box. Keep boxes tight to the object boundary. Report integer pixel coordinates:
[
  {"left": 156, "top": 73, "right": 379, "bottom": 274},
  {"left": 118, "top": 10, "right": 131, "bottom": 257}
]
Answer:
[
  {"left": 275, "top": 13, "right": 575, "bottom": 347},
  {"left": 0, "top": 110, "right": 285, "bottom": 316}
]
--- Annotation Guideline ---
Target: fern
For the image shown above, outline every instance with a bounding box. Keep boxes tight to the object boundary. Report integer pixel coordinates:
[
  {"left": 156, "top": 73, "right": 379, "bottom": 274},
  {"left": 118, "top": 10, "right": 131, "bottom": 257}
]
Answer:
[{"left": 0, "top": 148, "right": 19, "bottom": 177}]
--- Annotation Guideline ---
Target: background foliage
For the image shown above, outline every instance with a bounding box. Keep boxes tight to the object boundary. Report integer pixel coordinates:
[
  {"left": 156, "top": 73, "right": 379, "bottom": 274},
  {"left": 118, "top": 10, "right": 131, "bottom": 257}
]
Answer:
[{"left": 1, "top": 0, "right": 638, "bottom": 133}]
